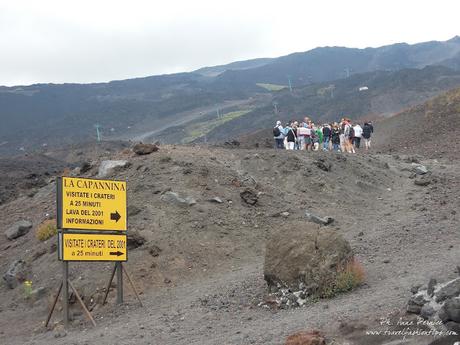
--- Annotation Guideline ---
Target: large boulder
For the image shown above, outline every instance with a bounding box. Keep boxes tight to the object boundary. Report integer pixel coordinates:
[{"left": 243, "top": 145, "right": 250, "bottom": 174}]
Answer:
[
  {"left": 264, "top": 221, "right": 353, "bottom": 295},
  {"left": 132, "top": 143, "right": 159, "bottom": 155},
  {"left": 5, "top": 220, "right": 32, "bottom": 240},
  {"left": 97, "top": 160, "right": 129, "bottom": 177}
]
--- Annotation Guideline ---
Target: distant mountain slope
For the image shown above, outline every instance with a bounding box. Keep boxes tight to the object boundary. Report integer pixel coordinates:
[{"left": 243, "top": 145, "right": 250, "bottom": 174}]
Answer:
[
  {"left": 0, "top": 36, "right": 459, "bottom": 155},
  {"left": 201, "top": 65, "right": 460, "bottom": 142},
  {"left": 195, "top": 58, "right": 274, "bottom": 77},
  {"left": 216, "top": 36, "right": 460, "bottom": 86},
  {"left": 373, "top": 87, "right": 460, "bottom": 159}
]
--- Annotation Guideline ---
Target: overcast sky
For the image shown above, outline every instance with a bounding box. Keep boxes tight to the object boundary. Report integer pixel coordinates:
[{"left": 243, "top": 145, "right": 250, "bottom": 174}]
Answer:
[{"left": 0, "top": 0, "right": 459, "bottom": 86}]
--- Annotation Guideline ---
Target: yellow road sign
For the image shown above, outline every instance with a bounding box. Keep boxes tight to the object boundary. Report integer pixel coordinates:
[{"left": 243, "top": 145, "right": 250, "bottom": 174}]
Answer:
[
  {"left": 59, "top": 232, "right": 127, "bottom": 261},
  {"left": 57, "top": 177, "right": 127, "bottom": 231}
]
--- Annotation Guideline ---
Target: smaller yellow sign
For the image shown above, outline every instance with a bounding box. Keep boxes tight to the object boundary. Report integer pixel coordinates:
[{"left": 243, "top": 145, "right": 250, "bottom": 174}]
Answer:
[{"left": 59, "top": 233, "right": 127, "bottom": 261}]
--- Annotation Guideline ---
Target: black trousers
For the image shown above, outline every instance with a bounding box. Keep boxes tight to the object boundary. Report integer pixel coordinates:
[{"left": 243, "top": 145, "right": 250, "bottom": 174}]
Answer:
[{"left": 353, "top": 137, "right": 361, "bottom": 148}]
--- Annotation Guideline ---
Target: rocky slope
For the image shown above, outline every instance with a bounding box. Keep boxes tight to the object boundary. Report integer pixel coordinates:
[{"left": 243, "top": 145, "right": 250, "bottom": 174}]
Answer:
[{"left": 0, "top": 141, "right": 459, "bottom": 344}]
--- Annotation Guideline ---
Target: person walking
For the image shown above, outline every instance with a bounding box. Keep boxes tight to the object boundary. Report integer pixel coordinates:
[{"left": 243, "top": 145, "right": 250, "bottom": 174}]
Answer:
[
  {"left": 362, "top": 122, "right": 373, "bottom": 151},
  {"left": 273, "top": 121, "right": 285, "bottom": 149},
  {"left": 353, "top": 123, "right": 363, "bottom": 149}
]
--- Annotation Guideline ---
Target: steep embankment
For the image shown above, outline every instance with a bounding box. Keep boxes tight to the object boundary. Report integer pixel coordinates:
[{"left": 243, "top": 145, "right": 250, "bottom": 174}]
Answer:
[{"left": 374, "top": 87, "right": 460, "bottom": 159}]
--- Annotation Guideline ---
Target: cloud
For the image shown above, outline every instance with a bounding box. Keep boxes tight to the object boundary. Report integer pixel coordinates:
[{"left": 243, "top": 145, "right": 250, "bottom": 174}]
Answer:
[{"left": 0, "top": 0, "right": 458, "bottom": 85}]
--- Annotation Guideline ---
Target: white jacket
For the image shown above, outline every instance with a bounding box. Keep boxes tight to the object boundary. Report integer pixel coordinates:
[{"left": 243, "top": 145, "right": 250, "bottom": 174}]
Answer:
[{"left": 353, "top": 125, "right": 363, "bottom": 138}]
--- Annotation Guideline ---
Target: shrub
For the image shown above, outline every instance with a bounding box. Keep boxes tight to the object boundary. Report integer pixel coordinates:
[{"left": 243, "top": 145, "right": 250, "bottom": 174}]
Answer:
[
  {"left": 321, "top": 257, "right": 365, "bottom": 298},
  {"left": 36, "top": 219, "right": 57, "bottom": 241},
  {"left": 335, "top": 257, "right": 365, "bottom": 293}
]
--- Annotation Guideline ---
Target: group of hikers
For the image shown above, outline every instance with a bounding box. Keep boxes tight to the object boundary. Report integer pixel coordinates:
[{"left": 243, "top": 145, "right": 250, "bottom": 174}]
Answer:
[{"left": 273, "top": 117, "right": 374, "bottom": 153}]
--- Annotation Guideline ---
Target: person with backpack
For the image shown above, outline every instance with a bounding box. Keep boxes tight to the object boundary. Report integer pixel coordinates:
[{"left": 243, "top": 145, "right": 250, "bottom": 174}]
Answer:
[
  {"left": 273, "top": 121, "right": 285, "bottom": 149},
  {"left": 362, "top": 122, "right": 373, "bottom": 151},
  {"left": 343, "top": 120, "right": 355, "bottom": 153},
  {"left": 286, "top": 121, "right": 297, "bottom": 150}
]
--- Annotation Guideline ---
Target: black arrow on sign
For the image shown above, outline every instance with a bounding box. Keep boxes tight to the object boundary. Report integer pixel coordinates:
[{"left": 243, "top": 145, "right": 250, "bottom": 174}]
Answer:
[
  {"left": 109, "top": 251, "right": 124, "bottom": 256},
  {"left": 110, "top": 211, "right": 121, "bottom": 222}
]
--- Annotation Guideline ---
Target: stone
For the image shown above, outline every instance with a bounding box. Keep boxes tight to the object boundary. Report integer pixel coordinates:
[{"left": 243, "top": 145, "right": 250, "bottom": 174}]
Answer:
[
  {"left": 412, "top": 163, "right": 428, "bottom": 175},
  {"left": 414, "top": 175, "right": 431, "bottom": 186},
  {"left": 80, "top": 161, "right": 92, "bottom": 174},
  {"left": 148, "top": 245, "right": 162, "bottom": 257},
  {"left": 264, "top": 221, "right": 353, "bottom": 295},
  {"left": 208, "top": 197, "right": 223, "bottom": 204},
  {"left": 240, "top": 189, "right": 258, "bottom": 206},
  {"left": 98, "top": 160, "right": 129, "bottom": 177},
  {"left": 407, "top": 294, "right": 428, "bottom": 314},
  {"left": 161, "top": 191, "right": 196, "bottom": 207},
  {"left": 313, "top": 159, "right": 331, "bottom": 172},
  {"left": 30, "top": 287, "right": 47, "bottom": 301},
  {"left": 305, "top": 211, "right": 334, "bottom": 226},
  {"left": 5, "top": 220, "right": 32, "bottom": 240},
  {"left": 3, "top": 260, "right": 27, "bottom": 289},
  {"left": 442, "top": 298, "right": 460, "bottom": 322},
  {"left": 411, "top": 284, "right": 422, "bottom": 294},
  {"left": 444, "top": 321, "right": 460, "bottom": 334},
  {"left": 127, "top": 231, "right": 146, "bottom": 249},
  {"left": 284, "top": 330, "right": 326, "bottom": 345},
  {"left": 427, "top": 278, "right": 437, "bottom": 297},
  {"left": 132, "top": 143, "right": 159, "bottom": 155},
  {"left": 420, "top": 304, "right": 436, "bottom": 319},
  {"left": 435, "top": 278, "right": 460, "bottom": 303}
]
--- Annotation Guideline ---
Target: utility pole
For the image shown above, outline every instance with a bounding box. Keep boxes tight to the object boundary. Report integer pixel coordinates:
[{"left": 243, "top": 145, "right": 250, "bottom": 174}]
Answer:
[{"left": 95, "top": 124, "right": 101, "bottom": 142}]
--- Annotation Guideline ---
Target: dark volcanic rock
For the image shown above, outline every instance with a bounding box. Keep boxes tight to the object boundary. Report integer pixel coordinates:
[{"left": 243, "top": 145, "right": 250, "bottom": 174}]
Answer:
[
  {"left": 435, "top": 278, "right": 460, "bottom": 302},
  {"left": 240, "top": 189, "right": 258, "bottom": 206},
  {"left": 414, "top": 175, "right": 432, "bottom": 186},
  {"left": 132, "top": 143, "right": 159, "bottom": 155},
  {"left": 313, "top": 159, "right": 331, "bottom": 172},
  {"left": 305, "top": 211, "right": 334, "bottom": 226},
  {"left": 3, "top": 260, "right": 27, "bottom": 289},
  {"left": 427, "top": 278, "right": 437, "bottom": 297},
  {"left": 442, "top": 298, "right": 460, "bottom": 323},
  {"left": 407, "top": 294, "right": 428, "bottom": 314}
]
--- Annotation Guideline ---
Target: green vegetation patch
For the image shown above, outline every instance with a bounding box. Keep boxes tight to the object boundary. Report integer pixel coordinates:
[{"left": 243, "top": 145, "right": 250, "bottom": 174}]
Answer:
[
  {"left": 256, "top": 83, "right": 287, "bottom": 91},
  {"left": 182, "top": 110, "right": 251, "bottom": 143}
]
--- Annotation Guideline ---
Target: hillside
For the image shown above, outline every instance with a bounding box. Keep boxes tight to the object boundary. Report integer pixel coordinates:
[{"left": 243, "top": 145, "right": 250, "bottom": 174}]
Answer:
[
  {"left": 0, "top": 141, "right": 459, "bottom": 344},
  {"left": 200, "top": 65, "right": 460, "bottom": 143},
  {"left": 1, "top": 37, "right": 460, "bottom": 155},
  {"left": 373, "top": 87, "right": 460, "bottom": 159}
]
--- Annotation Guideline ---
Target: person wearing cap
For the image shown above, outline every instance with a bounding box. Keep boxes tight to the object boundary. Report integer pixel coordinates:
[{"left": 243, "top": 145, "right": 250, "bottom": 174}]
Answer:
[{"left": 273, "top": 120, "right": 285, "bottom": 149}]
